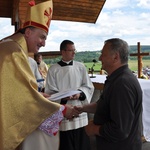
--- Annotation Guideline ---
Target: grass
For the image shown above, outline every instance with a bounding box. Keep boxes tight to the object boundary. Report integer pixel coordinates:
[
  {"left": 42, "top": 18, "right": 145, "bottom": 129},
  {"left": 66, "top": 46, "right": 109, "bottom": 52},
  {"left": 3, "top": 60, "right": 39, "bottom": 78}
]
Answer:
[
  {"left": 84, "top": 59, "right": 150, "bottom": 72},
  {"left": 47, "top": 59, "right": 150, "bottom": 73}
]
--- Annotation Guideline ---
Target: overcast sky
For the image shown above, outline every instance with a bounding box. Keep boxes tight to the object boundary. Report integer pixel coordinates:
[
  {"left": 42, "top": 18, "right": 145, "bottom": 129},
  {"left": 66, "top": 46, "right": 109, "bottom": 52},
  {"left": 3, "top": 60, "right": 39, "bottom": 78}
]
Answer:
[{"left": 0, "top": 0, "right": 150, "bottom": 52}]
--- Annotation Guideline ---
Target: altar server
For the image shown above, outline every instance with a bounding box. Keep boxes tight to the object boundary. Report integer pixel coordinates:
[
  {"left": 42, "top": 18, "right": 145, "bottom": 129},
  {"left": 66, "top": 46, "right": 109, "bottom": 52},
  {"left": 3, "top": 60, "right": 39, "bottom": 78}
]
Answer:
[{"left": 45, "top": 39, "right": 94, "bottom": 150}]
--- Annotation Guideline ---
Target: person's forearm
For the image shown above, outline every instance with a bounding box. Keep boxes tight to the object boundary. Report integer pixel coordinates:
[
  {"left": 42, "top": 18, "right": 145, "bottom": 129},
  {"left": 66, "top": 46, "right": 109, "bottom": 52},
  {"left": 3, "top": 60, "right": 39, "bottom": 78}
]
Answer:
[{"left": 83, "top": 102, "right": 97, "bottom": 113}]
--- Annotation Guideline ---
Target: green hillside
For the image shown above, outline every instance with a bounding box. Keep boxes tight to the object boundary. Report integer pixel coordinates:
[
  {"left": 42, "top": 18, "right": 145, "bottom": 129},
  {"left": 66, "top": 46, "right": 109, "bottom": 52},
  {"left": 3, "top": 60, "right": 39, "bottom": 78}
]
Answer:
[
  {"left": 44, "top": 45, "right": 150, "bottom": 71},
  {"left": 74, "top": 45, "right": 150, "bottom": 62}
]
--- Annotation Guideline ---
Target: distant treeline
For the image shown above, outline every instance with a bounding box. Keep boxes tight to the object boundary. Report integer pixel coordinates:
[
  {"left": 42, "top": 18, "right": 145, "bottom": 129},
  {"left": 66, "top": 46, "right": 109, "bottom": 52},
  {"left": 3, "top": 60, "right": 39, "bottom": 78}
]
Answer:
[
  {"left": 74, "top": 45, "right": 150, "bottom": 62},
  {"left": 44, "top": 45, "right": 150, "bottom": 64}
]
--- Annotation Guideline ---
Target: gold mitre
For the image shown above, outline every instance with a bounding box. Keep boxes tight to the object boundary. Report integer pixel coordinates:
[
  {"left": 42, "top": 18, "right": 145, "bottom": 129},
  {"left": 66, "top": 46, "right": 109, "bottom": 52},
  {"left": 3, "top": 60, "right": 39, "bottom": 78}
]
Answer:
[{"left": 23, "top": 0, "right": 53, "bottom": 33}]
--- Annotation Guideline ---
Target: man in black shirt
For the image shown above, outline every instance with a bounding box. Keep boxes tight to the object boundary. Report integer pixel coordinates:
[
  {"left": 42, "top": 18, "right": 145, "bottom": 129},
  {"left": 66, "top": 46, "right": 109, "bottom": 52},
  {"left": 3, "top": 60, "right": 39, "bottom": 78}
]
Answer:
[{"left": 75, "top": 38, "right": 142, "bottom": 150}]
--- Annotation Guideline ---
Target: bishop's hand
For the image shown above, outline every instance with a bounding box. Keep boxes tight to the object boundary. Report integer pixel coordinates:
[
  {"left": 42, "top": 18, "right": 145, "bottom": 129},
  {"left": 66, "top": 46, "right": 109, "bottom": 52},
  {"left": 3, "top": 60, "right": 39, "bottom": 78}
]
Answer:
[{"left": 64, "top": 104, "right": 80, "bottom": 119}]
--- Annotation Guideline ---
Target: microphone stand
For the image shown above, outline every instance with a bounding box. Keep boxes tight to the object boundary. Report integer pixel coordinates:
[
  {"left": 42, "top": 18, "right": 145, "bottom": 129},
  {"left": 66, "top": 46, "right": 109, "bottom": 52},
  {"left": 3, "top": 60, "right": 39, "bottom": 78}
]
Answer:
[{"left": 90, "top": 62, "right": 96, "bottom": 78}]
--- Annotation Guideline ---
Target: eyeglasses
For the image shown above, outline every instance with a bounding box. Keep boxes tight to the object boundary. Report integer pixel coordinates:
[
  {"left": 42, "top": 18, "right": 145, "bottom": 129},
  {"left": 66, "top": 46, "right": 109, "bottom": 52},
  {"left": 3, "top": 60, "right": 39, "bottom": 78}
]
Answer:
[{"left": 64, "top": 49, "right": 77, "bottom": 53}]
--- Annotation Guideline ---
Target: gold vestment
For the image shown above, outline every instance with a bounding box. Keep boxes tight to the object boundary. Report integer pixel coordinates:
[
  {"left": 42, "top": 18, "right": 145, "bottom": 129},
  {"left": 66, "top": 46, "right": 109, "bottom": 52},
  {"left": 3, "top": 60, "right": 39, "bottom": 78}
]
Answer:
[{"left": 0, "top": 33, "right": 60, "bottom": 150}]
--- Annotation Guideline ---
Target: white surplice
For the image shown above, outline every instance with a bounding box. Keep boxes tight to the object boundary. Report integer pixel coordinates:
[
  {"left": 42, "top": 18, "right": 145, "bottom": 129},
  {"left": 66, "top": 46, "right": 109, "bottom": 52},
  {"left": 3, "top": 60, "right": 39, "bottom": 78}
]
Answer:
[{"left": 45, "top": 61, "right": 94, "bottom": 131}]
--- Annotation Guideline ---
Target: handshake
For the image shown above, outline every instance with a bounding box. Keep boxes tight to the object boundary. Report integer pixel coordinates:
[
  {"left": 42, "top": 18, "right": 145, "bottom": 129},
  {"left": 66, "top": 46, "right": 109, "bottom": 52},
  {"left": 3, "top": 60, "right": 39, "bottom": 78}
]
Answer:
[
  {"left": 42, "top": 92, "right": 85, "bottom": 120},
  {"left": 63, "top": 105, "right": 83, "bottom": 120}
]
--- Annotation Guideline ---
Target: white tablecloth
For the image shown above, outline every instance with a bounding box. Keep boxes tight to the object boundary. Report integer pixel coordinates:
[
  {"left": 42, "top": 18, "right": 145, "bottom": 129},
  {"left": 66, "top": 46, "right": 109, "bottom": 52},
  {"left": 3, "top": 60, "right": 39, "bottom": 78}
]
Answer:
[
  {"left": 138, "top": 79, "right": 150, "bottom": 141},
  {"left": 90, "top": 75, "right": 150, "bottom": 141}
]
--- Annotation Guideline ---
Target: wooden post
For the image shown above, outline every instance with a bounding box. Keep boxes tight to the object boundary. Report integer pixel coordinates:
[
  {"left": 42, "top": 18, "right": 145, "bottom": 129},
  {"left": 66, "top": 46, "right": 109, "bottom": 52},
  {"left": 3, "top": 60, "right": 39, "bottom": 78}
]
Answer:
[
  {"left": 137, "top": 42, "right": 142, "bottom": 78},
  {"left": 130, "top": 42, "right": 149, "bottom": 78}
]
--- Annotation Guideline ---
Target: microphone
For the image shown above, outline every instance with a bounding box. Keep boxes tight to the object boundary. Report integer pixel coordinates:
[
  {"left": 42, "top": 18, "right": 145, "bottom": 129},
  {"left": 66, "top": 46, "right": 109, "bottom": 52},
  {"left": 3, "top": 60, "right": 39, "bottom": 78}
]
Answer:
[
  {"left": 92, "top": 59, "right": 97, "bottom": 63},
  {"left": 89, "top": 59, "right": 97, "bottom": 78}
]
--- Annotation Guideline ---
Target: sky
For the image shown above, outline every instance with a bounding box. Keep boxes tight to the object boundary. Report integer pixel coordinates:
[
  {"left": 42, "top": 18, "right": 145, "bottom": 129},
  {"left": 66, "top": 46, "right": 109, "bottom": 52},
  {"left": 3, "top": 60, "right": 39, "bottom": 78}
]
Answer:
[{"left": 0, "top": 0, "right": 150, "bottom": 52}]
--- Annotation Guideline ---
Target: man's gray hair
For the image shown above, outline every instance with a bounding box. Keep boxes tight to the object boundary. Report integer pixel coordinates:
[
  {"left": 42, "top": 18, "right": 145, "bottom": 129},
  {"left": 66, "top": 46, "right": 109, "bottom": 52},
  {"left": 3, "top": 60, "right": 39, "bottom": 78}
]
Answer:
[{"left": 105, "top": 38, "right": 129, "bottom": 64}]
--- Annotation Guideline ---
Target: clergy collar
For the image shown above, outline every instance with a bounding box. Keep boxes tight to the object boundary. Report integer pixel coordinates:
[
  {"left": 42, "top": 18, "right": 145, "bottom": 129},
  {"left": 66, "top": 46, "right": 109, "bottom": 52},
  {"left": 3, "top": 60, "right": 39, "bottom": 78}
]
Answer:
[
  {"left": 58, "top": 60, "right": 73, "bottom": 67},
  {"left": 62, "top": 60, "right": 72, "bottom": 64}
]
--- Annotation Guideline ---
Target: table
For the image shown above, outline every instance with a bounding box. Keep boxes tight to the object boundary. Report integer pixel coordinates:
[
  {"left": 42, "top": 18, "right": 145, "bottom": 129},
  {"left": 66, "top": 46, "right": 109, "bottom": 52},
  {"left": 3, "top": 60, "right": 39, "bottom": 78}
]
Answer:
[{"left": 90, "top": 74, "right": 150, "bottom": 142}]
